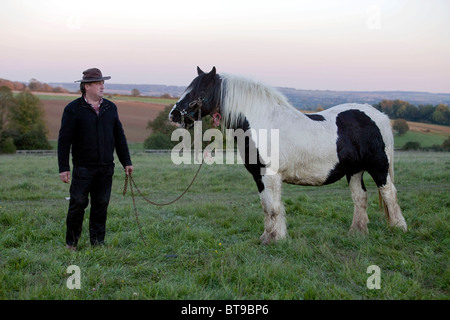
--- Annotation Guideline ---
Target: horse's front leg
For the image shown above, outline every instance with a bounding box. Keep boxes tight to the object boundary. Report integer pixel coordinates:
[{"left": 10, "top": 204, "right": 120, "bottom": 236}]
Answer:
[{"left": 259, "top": 174, "right": 287, "bottom": 245}]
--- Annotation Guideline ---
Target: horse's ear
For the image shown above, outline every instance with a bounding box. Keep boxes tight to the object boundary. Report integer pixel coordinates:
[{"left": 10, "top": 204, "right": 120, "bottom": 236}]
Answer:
[
  {"left": 197, "top": 66, "right": 205, "bottom": 75},
  {"left": 204, "top": 66, "right": 217, "bottom": 83}
]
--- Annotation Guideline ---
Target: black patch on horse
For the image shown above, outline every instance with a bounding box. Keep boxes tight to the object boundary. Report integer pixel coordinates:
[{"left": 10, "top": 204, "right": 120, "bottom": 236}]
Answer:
[
  {"left": 324, "top": 110, "right": 389, "bottom": 187},
  {"left": 305, "top": 114, "right": 326, "bottom": 121},
  {"left": 234, "top": 115, "right": 266, "bottom": 193}
]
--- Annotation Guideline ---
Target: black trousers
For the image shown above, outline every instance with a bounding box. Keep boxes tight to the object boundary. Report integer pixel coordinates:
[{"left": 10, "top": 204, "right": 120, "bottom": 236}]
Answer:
[{"left": 66, "top": 165, "right": 114, "bottom": 246}]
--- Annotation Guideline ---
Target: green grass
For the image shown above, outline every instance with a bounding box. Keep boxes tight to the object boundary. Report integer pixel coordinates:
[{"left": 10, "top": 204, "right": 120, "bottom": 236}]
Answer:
[
  {"left": 32, "top": 93, "right": 177, "bottom": 106},
  {"left": 0, "top": 151, "right": 448, "bottom": 299},
  {"left": 394, "top": 131, "right": 447, "bottom": 149},
  {"left": 105, "top": 95, "right": 177, "bottom": 105},
  {"left": 48, "top": 141, "right": 144, "bottom": 150}
]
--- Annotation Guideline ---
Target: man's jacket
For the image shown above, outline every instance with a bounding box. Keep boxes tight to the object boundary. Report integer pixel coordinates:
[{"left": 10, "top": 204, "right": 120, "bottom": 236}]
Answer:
[{"left": 58, "top": 97, "right": 132, "bottom": 173}]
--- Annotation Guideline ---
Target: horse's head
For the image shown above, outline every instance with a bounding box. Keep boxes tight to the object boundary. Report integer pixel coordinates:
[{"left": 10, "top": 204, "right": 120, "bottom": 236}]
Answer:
[{"left": 169, "top": 66, "right": 221, "bottom": 129}]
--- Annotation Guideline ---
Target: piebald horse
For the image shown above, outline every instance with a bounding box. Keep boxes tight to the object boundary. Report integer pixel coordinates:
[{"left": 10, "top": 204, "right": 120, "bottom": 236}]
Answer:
[{"left": 169, "top": 67, "right": 407, "bottom": 244}]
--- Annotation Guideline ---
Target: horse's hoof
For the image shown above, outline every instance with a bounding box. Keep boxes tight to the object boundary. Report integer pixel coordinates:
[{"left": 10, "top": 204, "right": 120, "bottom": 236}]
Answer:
[
  {"left": 390, "top": 219, "right": 408, "bottom": 232},
  {"left": 260, "top": 230, "right": 288, "bottom": 244},
  {"left": 348, "top": 224, "right": 368, "bottom": 236},
  {"left": 260, "top": 231, "right": 275, "bottom": 245}
]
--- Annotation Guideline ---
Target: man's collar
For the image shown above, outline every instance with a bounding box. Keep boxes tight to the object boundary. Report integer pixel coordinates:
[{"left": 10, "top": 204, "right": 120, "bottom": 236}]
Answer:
[{"left": 83, "top": 95, "right": 103, "bottom": 107}]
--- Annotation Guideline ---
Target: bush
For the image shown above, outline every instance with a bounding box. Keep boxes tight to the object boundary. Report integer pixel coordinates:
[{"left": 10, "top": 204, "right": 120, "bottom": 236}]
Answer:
[
  {"left": 7, "top": 91, "right": 51, "bottom": 150},
  {"left": 393, "top": 119, "right": 409, "bottom": 136},
  {"left": 442, "top": 136, "right": 450, "bottom": 151},
  {"left": 144, "top": 132, "right": 175, "bottom": 149},
  {"left": 10, "top": 128, "right": 51, "bottom": 150},
  {"left": 0, "top": 137, "right": 16, "bottom": 154},
  {"left": 402, "top": 141, "right": 421, "bottom": 151}
]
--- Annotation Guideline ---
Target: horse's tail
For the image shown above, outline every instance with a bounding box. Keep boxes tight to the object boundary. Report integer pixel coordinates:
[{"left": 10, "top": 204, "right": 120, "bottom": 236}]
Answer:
[{"left": 378, "top": 147, "right": 394, "bottom": 219}]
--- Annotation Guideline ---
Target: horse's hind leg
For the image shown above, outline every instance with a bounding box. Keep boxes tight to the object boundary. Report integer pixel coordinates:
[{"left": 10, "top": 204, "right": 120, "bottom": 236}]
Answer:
[
  {"left": 378, "top": 175, "right": 407, "bottom": 231},
  {"left": 259, "top": 174, "right": 287, "bottom": 244},
  {"left": 349, "top": 171, "right": 369, "bottom": 234}
]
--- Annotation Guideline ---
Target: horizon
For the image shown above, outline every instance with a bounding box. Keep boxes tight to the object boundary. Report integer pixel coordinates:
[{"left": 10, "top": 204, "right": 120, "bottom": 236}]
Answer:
[
  {"left": 53, "top": 82, "right": 450, "bottom": 95},
  {"left": 1, "top": 0, "right": 449, "bottom": 93},
  {"left": 4, "top": 78, "right": 450, "bottom": 95}
]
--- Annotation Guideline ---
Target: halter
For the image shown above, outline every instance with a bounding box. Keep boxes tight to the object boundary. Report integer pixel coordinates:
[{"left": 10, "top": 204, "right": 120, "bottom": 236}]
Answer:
[
  {"left": 172, "top": 97, "right": 202, "bottom": 128},
  {"left": 185, "top": 97, "right": 204, "bottom": 122},
  {"left": 175, "top": 95, "right": 221, "bottom": 127},
  {"left": 174, "top": 84, "right": 222, "bottom": 127}
]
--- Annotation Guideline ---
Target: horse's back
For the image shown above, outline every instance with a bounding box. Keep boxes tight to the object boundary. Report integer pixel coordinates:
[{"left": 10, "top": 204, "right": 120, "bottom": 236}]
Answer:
[
  {"left": 318, "top": 103, "right": 393, "bottom": 147},
  {"left": 320, "top": 103, "right": 387, "bottom": 121},
  {"left": 279, "top": 103, "right": 394, "bottom": 186}
]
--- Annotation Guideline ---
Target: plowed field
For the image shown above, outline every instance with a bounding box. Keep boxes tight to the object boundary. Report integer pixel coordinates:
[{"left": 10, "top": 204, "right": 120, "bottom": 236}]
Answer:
[{"left": 42, "top": 98, "right": 169, "bottom": 142}]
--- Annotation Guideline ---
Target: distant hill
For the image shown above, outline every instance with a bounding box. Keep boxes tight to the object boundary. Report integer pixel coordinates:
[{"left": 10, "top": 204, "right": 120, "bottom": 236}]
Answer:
[
  {"left": 278, "top": 87, "right": 450, "bottom": 111},
  {"left": 49, "top": 82, "right": 450, "bottom": 111}
]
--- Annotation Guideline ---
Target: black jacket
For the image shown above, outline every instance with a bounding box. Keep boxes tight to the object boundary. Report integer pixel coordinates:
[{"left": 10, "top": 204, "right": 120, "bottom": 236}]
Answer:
[{"left": 58, "top": 97, "right": 132, "bottom": 173}]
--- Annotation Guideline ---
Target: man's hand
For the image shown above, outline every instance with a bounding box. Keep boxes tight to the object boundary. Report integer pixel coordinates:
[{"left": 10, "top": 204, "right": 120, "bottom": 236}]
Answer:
[
  {"left": 125, "top": 165, "right": 134, "bottom": 176},
  {"left": 60, "top": 171, "right": 71, "bottom": 183}
]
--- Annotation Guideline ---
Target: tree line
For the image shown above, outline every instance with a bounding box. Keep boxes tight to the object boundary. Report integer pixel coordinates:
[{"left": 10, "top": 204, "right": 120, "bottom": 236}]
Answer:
[
  {"left": 0, "top": 78, "right": 70, "bottom": 94},
  {"left": 373, "top": 99, "right": 449, "bottom": 126}
]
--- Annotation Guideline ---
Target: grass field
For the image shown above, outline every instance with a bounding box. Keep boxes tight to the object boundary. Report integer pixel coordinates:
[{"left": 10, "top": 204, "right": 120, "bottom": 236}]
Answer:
[
  {"left": 0, "top": 151, "right": 449, "bottom": 300},
  {"left": 393, "top": 121, "right": 450, "bottom": 149},
  {"left": 394, "top": 131, "right": 448, "bottom": 149}
]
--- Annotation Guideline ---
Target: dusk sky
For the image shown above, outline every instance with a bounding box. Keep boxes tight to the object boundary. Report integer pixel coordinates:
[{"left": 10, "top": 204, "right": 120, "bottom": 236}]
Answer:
[{"left": 1, "top": 0, "right": 449, "bottom": 93}]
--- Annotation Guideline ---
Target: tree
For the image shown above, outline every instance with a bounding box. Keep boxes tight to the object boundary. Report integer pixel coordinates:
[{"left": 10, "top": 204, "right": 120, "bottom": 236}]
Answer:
[
  {"left": 147, "top": 106, "right": 177, "bottom": 135},
  {"left": 376, "top": 100, "right": 394, "bottom": 116},
  {"left": 144, "top": 105, "right": 217, "bottom": 149},
  {"left": 0, "top": 86, "right": 15, "bottom": 133},
  {"left": 0, "top": 86, "right": 17, "bottom": 153},
  {"left": 393, "top": 119, "right": 409, "bottom": 136},
  {"left": 418, "top": 104, "right": 435, "bottom": 123},
  {"left": 0, "top": 79, "right": 26, "bottom": 91},
  {"left": 394, "top": 100, "right": 409, "bottom": 119},
  {"left": 374, "top": 100, "right": 448, "bottom": 126},
  {"left": 6, "top": 91, "right": 51, "bottom": 150},
  {"left": 53, "top": 86, "right": 69, "bottom": 94},
  {"left": 28, "top": 78, "right": 42, "bottom": 91},
  {"left": 432, "top": 104, "right": 450, "bottom": 125},
  {"left": 160, "top": 93, "right": 172, "bottom": 99},
  {"left": 131, "top": 89, "right": 140, "bottom": 97}
]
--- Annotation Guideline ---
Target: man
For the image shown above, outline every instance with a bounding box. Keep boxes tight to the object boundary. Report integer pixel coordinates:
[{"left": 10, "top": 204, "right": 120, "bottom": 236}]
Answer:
[{"left": 58, "top": 68, "right": 133, "bottom": 251}]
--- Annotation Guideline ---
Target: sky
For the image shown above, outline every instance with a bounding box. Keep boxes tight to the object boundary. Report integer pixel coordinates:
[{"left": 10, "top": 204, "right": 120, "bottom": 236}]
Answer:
[{"left": 0, "top": 0, "right": 449, "bottom": 93}]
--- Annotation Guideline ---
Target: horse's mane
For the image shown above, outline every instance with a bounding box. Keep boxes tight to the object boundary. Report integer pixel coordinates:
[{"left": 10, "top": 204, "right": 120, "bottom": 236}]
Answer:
[{"left": 219, "top": 74, "right": 297, "bottom": 129}]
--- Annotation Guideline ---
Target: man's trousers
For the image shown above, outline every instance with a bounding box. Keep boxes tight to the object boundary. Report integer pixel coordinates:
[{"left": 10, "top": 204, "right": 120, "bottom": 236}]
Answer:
[{"left": 65, "top": 165, "right": 114, "bottom": 246}]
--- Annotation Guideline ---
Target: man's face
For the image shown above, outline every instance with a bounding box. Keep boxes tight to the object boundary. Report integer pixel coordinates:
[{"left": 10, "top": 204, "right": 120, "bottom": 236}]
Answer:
[{"left": 85, "top": 81, "right": 104, "bottom": 99}]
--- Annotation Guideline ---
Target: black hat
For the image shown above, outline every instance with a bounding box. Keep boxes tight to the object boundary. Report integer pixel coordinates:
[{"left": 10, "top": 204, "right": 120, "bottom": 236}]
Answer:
[{"left": 75, "top": 68, "right": 111, "bottom": 83}]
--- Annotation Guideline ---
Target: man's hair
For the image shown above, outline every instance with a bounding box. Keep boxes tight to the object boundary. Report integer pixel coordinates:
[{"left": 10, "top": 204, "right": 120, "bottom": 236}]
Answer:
[
  {"left": 80, "top": 81, "right": 104, "bottom": 95},
  {"left": 80, "top": 83, "right": 86, "bottom": 95}
]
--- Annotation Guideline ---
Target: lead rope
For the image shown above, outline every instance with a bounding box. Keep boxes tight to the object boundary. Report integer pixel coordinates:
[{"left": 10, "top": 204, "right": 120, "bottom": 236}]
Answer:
[
  {"left": 125, "top": 173, "right": 147, "bottom": 246},
  {"left": 125, "top": 106, "right": 205, "bottom": 245},
  {"left": 123, "top": 163, "right": 203, "bottom": 245}
]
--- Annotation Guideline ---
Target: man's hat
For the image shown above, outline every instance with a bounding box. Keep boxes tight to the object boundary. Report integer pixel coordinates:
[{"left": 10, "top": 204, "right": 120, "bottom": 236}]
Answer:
[{"left": 75, "top": 68, "right": 111, "bottom": 83}]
